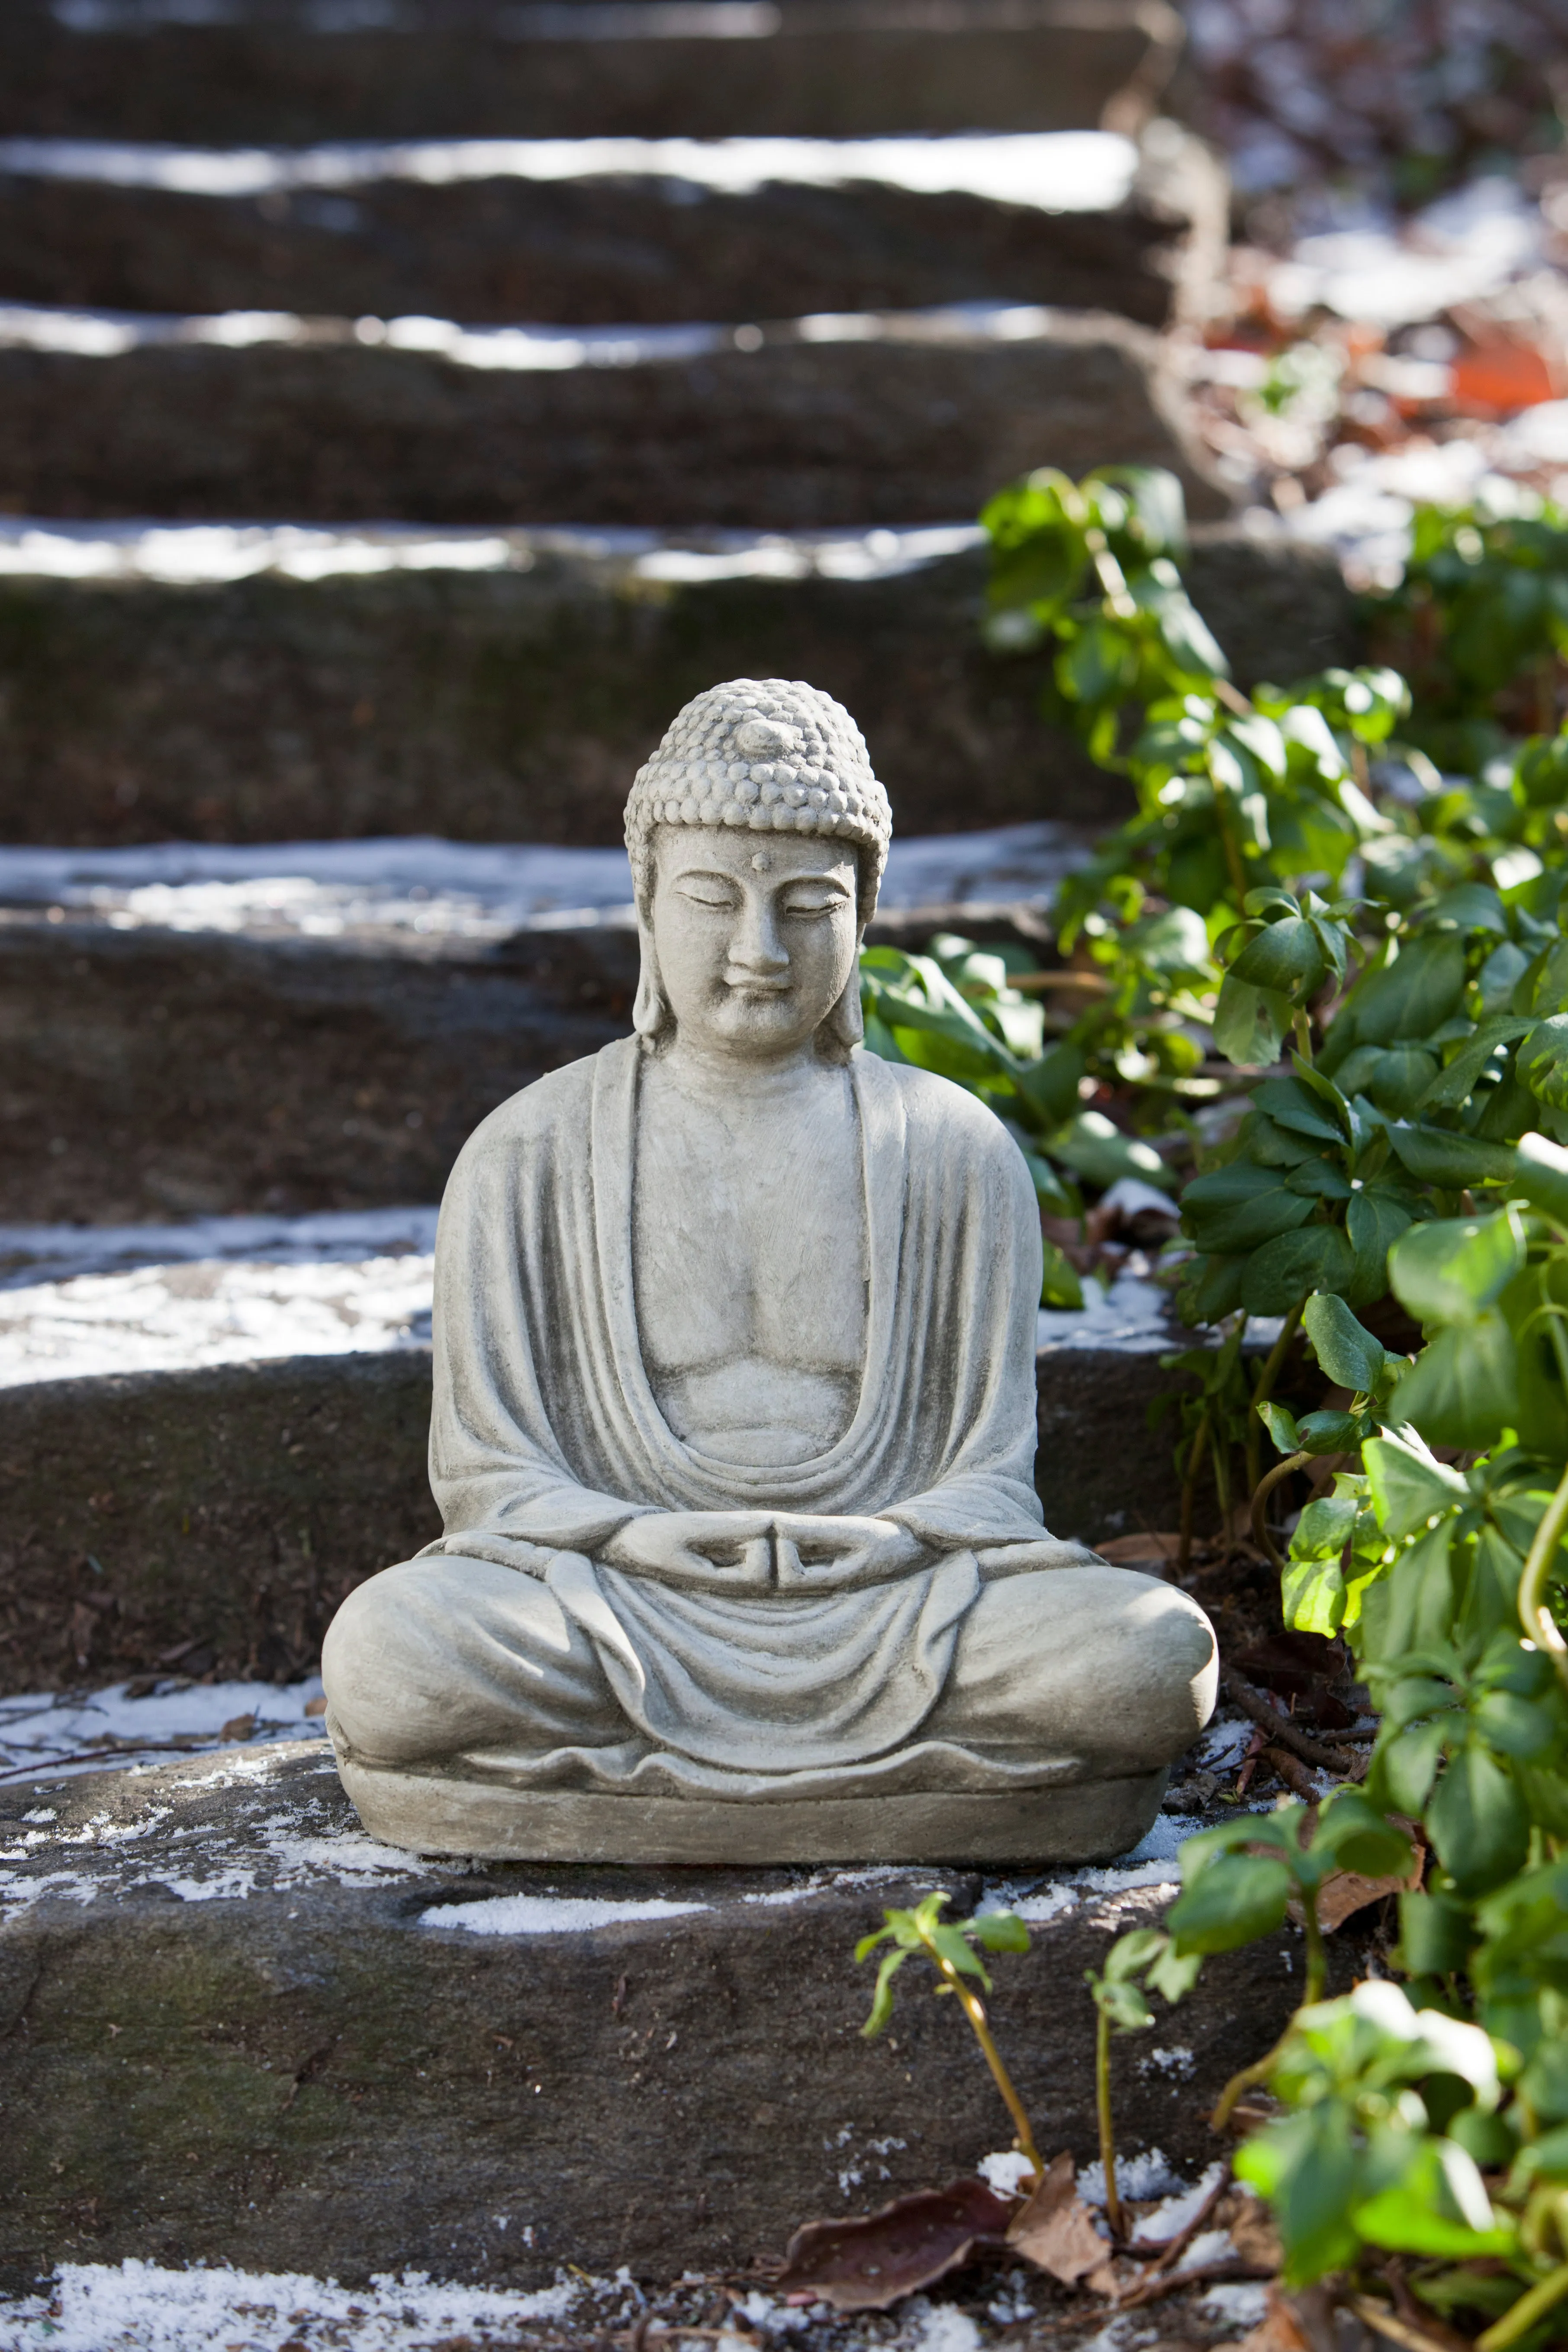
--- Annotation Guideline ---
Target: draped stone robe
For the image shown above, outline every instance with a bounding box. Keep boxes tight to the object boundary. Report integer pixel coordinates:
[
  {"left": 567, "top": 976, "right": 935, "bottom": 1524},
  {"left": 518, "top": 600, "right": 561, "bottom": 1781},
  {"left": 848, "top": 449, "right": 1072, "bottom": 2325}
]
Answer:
[{"left": 407, "top": 1034, "right": 1098, "bottom": 1799}]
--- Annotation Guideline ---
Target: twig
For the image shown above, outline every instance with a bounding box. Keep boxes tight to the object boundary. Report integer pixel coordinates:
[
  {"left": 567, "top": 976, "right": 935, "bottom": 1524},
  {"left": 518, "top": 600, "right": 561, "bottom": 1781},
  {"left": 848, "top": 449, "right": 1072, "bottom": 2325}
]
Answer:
[
  {"left": 1178, "top": 1409, "right": 1212, "bottom": 1578},
  {"left": 1115, "top": 2259, "right": 1275, "bottom": 2311},
  {"left": 1146, "top": 2161, "right": 1233, "bottom": 2275},
  {"left": 1222, "top": 1669, "right": 1367, "bottom": 1781},
  {"left": 1261, "top": 1743, "right": 1320, "bottom": 1802},
  {"left": 1249, "top": 1450, "right": 1309, "bottom": 1572},
  {"left": 1347, "top": 2294, "right": 1472, "bottom": 2352}
]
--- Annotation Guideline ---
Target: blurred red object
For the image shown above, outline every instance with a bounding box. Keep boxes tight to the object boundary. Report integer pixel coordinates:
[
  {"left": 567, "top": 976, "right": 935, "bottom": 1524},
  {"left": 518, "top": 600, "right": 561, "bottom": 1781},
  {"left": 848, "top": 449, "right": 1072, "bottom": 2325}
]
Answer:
[{"left": 1450, "top": 340, "right": 1560, "bottom": 415}]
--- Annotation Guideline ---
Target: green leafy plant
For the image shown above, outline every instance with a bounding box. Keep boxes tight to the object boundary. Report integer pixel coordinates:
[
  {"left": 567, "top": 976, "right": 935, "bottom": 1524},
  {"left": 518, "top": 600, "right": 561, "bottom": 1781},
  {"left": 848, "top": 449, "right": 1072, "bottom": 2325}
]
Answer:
[
  {"left": 847, "top": 467, "right": 1568, "bottom": 2339},
  {"left": 858, "top": 1893, "right": 1041, "bottom": 2179}
]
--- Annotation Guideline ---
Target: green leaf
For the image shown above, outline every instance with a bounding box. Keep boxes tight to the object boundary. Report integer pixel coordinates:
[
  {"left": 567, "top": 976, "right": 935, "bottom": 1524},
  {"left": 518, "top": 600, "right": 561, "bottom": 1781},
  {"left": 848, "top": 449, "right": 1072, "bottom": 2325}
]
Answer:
[
  {"left": 1514, "top": 1129, "right": 1568, "bottom": 1225},
  {"left": 1014, "top": 1041, "right": 1087, "bottom": 1131},
  {"left": 969, "top": 1910, "right": 1030, "bottom": 1954},
  {"left": 1213, "top": 974, "right": 1290, "bottom": 1066},
  {"left": 1041, "top": 1238, "right": 1085, "bottom": 1310},
  {"left": 1349, "top": 932, "right": 1468, "bottom": 1047},
  {"left": 1230, "top": 917, "right": 1328, "bottom": 997},
  {"left": 1520, "top": 1014, "right": 1568, "bottom": 1109},
  {"left": 1242, "top": 1224, "right": 1357, "bottom": 1314},
  {"left": 1182, "top": 1162, "right": 1317, "bottom": 1253},
  {"left": 1427, "top": 1743, "right": 1530, "bottom": 1896},
  {"left": 862, "top": 1946, "right": 909, "bottom": 2036},
  {"left": 1146, "top": 1943, "right": 1204, "bottom": 2004},
  {"left": 1050, "top": 1111, "right": 1174, "bottom": 1192},
  {"left": 1388, "top": 1210, "right": 1526, "bottom": 1324},
  {"left": 1282, "top": 1551, "right": 1348, "bottom": 1636},
  {"left": 1310, "top": 1788, "right": 1413, "bottom": 1878},
  {"left": 1346, "top": 1187, "right": 1416, "bottom": 1304},
  {"left": 1363, "top": 1428, "right": 1467, "bottom": 1539},
  {"left": 1385, "top": 1125, "right": 1518, "bottom": 1189},
  {"left": 1294, "top": 1493, "right": 1361, "bottom": 1556},
  {"left": 1398, "top": 1888, "right": 1475, "bottom": 1977},
  {"left": 1296, "top": 1409, "right": 1364, "bottom": 1454},
  {"left": 1236, "top": 2107, "right": 1361, "bottom": 2286},
  {"left": 1166, "top": 1852, "right": 1294, "bottom": 1954},
  {"left": 1303, "top": 1292, "right": 1387, "bottom": 1392},
  {"left": 1375, "top": 1715, "right": 1449, "bottom": 1814},
  {"left": 1419, "top": 1015, "right": 1535, "bottom": 1111},
  {"left": 1259, "top": 1400, "right": 1302, "bottom": 1452},
  {"left": 1388, "top": 1315, "right": 1520, "bottom": 1449},
  {"left": 1253, "top": 1076, "right": 1346, "bottom": 1144}
]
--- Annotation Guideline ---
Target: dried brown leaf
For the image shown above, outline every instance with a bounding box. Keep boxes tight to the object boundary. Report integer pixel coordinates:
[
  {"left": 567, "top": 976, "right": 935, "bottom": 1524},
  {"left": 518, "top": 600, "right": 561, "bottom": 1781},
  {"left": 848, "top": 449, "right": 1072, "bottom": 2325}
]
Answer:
[
  {"left": 1234, "top": 2286, "right": 1314, "bottom": 2352},
  {"left": 775, "top": 2178, "right": 1012, "bottom": 2314},
  {"left": 1005, "top": 2152, "right": 1115, "bottom": 2291}
]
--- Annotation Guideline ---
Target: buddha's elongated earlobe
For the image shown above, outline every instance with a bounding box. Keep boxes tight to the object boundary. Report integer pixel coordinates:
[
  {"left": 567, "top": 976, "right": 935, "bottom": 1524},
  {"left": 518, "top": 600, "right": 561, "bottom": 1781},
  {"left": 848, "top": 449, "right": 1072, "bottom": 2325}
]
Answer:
[
  {"left": 818, "top": 930, "right": 866, "bottom": 1059},
  {"left": 633, "top": 913, "right": 674, "bottom": 1048}
]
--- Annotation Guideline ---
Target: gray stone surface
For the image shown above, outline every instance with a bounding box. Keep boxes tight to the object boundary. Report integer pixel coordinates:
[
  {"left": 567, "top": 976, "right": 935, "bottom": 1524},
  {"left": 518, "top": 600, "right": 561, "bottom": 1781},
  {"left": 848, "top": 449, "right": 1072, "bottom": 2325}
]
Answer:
[
  {"left": 0, "top": 312, "right": 1228, "bottom": 528},
  {"left": 0, "top": 1742, "right": 1317, "bottom": 2294},
  {"left": 0, "top": 1343, "right": 1198, "bottom": 1698},
  {"left": 0, "top": 535, "right": 1358, "bottom": 849},
  {"left": 0, "top": 0, "right": 1181, "bottom": 144},
  {"left": 0, "top": 129, "right": 1224, "bottom": 330},
  {"left": 0, "top": 906, "right": 641, "bottom": 1223}
]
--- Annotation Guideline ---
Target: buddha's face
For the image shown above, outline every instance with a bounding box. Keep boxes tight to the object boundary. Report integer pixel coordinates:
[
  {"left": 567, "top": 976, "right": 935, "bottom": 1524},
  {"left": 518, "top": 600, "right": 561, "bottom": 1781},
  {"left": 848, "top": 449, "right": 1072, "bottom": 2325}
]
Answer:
[{"left": 647, "top": 825, "right": 860, "bottom": 1060}]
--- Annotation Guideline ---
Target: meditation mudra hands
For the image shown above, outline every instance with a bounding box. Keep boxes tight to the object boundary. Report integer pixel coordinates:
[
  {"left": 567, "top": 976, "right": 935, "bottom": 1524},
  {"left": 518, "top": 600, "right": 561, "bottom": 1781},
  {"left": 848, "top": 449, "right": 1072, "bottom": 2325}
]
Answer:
[
  {"left": 597, "top": 1511, "right": 1074, "bottom": 1590},
  {"left": 601, "top": 1509, "right": 923, "bottom": 1590}
]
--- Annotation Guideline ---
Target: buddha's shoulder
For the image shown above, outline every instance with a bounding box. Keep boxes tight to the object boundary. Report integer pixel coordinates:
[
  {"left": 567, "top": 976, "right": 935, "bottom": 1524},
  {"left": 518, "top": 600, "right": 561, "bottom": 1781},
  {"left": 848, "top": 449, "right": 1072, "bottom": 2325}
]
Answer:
[
  {"left": 448, "top": 1045, "right": 617, "bottom": 1176},
  {"left": 860, "top": 1054, "right": 1030, "bottom": 1172}
]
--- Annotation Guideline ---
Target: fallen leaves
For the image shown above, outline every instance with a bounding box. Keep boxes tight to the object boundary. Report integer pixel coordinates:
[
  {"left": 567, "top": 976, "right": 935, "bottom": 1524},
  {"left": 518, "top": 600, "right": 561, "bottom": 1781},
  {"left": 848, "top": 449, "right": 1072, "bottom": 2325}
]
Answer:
[
  {"left": 1004, "top": 2152, "right": 1117, "bottom": 2293},
  {"left": 774, "top": 2178, "right": 1014, "bottom": 2312}
]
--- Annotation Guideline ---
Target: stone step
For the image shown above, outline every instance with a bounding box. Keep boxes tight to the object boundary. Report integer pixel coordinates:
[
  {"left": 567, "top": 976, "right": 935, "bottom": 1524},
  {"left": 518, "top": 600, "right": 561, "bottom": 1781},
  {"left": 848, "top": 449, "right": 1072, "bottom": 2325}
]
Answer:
[
  {"left": 0, "top": 826, "right": 1093, "bottom": 1223},
  {"left": 0, "top": 0, "right": 1182, "bottom": 144},
  {"left": 0, "top": 1743, "right": 1318, "bottom": 2295},
  {"left": 0, "top": 300, "right": 1227, "bottom": 527},
  {"left": 0, "top": 1211, "right": 1188, "bottom": 1693},
  {"left": 0, "top": 125, "right": 1224, "bottom": 330},
  {"left": 0, "top": 523, "right": 1358, "bottom": 847}
]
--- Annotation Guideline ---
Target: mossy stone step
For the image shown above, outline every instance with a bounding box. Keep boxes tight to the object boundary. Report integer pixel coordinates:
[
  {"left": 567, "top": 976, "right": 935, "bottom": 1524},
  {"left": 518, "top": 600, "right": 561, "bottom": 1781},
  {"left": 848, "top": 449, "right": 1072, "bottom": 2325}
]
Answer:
[
  {"left": 0, "top": 531, "right": 1358, "bottom": 848},
  {"left": 0, "top": 0, "right": 1181, "bottom": 144},
  {"left": 0, "top": 1741, "right": 1314, "bottom": 2295},
  {"left": 0, "top": 308, "right": 1226, "bottom": 528},
  {"left": 0, "top": 126, "right": 1223, "bottom": 330}
]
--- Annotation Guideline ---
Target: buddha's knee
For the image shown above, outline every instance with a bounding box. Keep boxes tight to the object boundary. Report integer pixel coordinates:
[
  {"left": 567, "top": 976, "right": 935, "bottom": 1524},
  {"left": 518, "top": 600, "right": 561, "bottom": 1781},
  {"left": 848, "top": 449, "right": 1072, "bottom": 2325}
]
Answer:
[{"left": 943, "top": 1566, "right": 1216, "bottom": 1769}]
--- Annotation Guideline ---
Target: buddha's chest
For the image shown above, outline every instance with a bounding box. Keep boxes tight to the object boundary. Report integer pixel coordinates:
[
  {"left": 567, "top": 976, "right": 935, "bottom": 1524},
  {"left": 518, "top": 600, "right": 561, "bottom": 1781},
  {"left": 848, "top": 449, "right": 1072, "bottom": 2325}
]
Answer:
[{"left": 631, "top": 1069, "right": 868, "bottom": 1377}]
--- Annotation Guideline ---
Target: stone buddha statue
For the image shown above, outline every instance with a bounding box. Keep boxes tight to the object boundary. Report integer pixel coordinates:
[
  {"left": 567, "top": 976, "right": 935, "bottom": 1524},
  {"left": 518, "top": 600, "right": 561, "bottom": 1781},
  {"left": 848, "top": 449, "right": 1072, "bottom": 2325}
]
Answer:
[{"left": 323, "top": 680, "right": 1216, "bottom": 1863}]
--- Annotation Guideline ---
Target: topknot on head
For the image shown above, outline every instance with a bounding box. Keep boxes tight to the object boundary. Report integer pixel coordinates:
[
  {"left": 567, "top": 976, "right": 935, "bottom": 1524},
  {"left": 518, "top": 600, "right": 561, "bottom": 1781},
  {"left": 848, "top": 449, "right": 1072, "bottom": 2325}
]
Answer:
[{"left": 624, "top": 678, "right": 892, "bottom": 917}]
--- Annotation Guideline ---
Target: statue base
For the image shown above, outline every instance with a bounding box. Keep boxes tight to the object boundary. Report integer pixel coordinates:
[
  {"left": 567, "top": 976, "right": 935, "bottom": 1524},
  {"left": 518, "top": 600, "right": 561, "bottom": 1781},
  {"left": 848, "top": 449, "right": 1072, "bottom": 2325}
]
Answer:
[{"left": 337, "top": 1759, "right": 1169, "bottom": 1865}]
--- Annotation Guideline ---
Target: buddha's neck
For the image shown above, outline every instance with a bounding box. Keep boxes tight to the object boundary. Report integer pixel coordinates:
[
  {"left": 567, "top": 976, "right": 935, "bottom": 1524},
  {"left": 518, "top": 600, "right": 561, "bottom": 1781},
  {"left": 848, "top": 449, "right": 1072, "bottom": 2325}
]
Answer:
[{"left": 655, "top": 1039, "right": 839, "bottom": 1108}]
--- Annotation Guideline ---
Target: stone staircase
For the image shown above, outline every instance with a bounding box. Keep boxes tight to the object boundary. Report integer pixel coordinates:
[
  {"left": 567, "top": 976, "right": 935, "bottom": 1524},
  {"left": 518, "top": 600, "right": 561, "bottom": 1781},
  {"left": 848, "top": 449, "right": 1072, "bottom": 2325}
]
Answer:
[
  {"left": 0, "top": 0, "right": 1362, "bottom": 1701},
  {"left": 0, "top": 0, "right": 1359, "bottom": 2297}
]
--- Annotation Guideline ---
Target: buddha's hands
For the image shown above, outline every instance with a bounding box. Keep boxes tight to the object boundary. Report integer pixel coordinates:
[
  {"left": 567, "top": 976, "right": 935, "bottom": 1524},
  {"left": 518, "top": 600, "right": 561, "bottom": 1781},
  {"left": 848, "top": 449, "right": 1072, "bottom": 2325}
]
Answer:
[
  {"left": 770, "top": 1513, "right": 926, "bottom": 1589},
  {"left": 599, "top": 1510, "right": 926, "bottom": 1591},
  {"left": 601, "top": 1509, "right": 776, "bottom": 1589}
]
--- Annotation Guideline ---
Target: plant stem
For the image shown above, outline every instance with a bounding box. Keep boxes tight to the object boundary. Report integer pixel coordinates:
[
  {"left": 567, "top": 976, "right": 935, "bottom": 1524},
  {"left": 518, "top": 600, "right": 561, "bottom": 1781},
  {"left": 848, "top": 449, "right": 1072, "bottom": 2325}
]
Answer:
[
  {"left": 1476, "top": 2260, "right": 1568, "bottom": 2352},
  {"left": 1301, "top": 1890, "right": 1326, "bottom": 2007},
  {"left": 1518, "top": 1457, "right": 1568, "bottom": 1699},
  {"left": 1211, "top": 1885, "right": 1326, "bottom": 2129},
  {"left": 1095, "top": 2001, "right": 1124, "bottom": 2240},
  {"left": 1178, "top": 1409, "right": 1212, "bottom": 1577},
  {"left": 1247, "top": 1298, "right": 1303, "bottom": 1500},
  {"left": 1250, "top": 1450, "right": 1310, "bottom": 1572},
  {"left": 933, "top": 1954, "right": 1043, "bottom": 2181}
]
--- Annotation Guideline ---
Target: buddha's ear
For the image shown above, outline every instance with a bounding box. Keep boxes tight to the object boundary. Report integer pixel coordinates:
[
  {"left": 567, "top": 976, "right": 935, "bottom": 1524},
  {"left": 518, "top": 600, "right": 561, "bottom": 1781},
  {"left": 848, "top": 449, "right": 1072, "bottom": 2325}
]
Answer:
[
  {"left": 633, "top": 910, "right": 674, "bottom": 1048},
  {"left": 818, "top": 929, "right": 866, "bottom": 1060}
]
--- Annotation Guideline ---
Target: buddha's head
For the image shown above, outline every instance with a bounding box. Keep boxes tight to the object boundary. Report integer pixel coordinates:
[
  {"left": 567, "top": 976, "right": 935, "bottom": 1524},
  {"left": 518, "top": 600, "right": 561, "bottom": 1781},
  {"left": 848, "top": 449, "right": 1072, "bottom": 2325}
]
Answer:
[{"left": 625, "top": 680, "right": 892, "bottom": 1063}]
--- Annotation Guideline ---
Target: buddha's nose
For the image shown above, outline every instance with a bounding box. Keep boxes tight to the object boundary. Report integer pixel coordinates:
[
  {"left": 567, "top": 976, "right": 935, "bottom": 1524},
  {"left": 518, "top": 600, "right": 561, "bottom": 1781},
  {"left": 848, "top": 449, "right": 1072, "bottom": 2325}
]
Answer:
[{"left": 727, "top": 895, "right": 789, "bottom": 977}]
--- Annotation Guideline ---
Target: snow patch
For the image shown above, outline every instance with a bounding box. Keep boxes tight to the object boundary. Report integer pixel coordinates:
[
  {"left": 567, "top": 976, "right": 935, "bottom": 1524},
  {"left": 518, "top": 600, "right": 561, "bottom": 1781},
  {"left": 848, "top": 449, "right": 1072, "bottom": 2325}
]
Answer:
[
  {"left": 0, "top": 2259, "right": 584, "bottom": 2350},
  {"left": 1078, "top": 2149, "right": 1188, "bottom": 2209},
  {"left": 421, "top": 1891, "right": 709, "bottom": 1936},
  {"left": 978, "top": 2150, "right": 1036, "bottom": 2197}
]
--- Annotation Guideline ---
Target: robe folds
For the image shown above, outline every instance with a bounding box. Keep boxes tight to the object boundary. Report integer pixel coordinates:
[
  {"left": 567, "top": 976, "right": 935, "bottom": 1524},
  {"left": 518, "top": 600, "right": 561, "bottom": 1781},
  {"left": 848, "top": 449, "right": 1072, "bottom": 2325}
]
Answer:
[{"left": 413, "top": 1034, "right": 1099, "bottom": 1798}]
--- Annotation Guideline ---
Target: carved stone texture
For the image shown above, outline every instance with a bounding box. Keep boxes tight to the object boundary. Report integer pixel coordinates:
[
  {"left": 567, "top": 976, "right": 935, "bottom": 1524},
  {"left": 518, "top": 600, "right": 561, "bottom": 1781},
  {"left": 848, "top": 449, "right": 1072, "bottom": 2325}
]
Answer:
[
  {"left": 0, "top": 1744, "right": 1327, "bottom": 2295},
  {"left": 0, "top": 0, "right": 1179, "bottom": 144},
  {"left": 320, "top": 679, "right": 1217, "bottom": 1861},
  {"left": 0, "top": 534, "right": 1359, "bottom": 851},
  {"left": 0, "top": 315, "right": 1228, "bottom": 528}
]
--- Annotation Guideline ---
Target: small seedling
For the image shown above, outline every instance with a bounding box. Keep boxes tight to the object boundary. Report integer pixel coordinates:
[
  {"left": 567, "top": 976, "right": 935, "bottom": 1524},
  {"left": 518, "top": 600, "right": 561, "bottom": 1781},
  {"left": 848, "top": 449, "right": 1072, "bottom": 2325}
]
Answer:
[
  {"left": 1085, "top": 1928, "right": 1202, "bottom": 2238},
  {"left": 857, "top": 1891, "right": 1041, "bottom": 2180}
]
